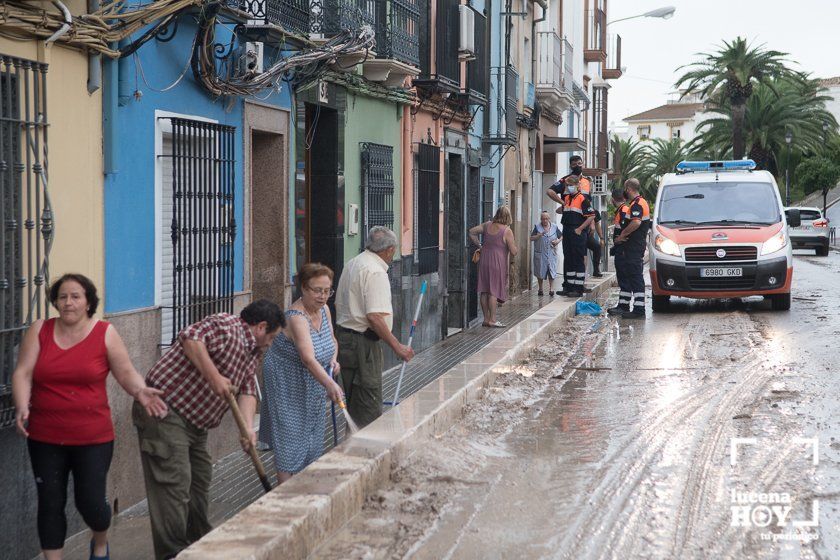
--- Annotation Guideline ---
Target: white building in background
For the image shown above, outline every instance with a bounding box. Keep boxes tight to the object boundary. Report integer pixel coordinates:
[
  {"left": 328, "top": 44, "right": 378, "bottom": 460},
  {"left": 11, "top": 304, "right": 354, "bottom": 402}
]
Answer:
[
  {"left": 623, "top": 91, "right": 709, "bottom": 144},
  {"left": 820, "top": 76, "right": 840, "bottom": 127}
]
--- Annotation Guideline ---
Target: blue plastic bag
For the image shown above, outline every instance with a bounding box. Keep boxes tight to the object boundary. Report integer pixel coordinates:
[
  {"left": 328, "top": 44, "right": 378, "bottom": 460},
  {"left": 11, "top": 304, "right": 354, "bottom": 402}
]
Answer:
[{"left": 575, "top": 300, "right": 602, "bottom": 316}]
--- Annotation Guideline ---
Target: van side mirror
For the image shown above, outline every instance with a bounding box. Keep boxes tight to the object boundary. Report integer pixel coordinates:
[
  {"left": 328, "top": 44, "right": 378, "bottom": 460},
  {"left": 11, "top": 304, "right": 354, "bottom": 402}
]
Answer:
[{"left": 785, "top": 208, "right": 801, "bottom": 228}]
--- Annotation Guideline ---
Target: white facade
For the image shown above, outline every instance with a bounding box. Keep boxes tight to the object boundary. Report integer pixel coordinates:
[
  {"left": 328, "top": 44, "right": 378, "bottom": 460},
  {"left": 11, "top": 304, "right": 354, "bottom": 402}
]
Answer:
[
  {"left": 623, "top": 92, "right": 710, "bottom": 145},
  {"left": 821, "top": 78, "right": 840, "bottom": 129}
]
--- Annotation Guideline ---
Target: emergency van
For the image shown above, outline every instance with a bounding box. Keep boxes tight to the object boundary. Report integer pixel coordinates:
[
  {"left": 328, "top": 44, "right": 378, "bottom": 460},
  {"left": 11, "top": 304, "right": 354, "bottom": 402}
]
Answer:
[{"left": 648, "top": 160, "right": 800, "bottom": 312}]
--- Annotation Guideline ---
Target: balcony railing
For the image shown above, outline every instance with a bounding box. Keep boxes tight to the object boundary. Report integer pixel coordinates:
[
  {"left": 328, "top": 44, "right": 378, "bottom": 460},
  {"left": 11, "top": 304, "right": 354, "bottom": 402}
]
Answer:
[
  {"left": 466, "top": 10, "right": 488, "bottom": 103},
  {"left": 416, "top": 0, "right": 459, "bottom": 90},
  {"left": 484, "top": 66, "right": 518, "bottom": 145},
  {"left": 375, "top": 0, "right": 420, "bottom": 67},
  {"left": 604, "top": 33, "right": 622, "bottom": 79},
  {"left": 536, "top": 31, "right": 562, "bottom": 91},
  {"left": 313, "top": 0, "right": 376, "bottom": 35},
  {"left": 584, "top": 8, "right": 606, "bottom": 61},
  {"left": 238, "top": 0, "right": 309, "bottom": 35},
  {"left": 535, "top": 32, "right": 573, "bottom": 114}
]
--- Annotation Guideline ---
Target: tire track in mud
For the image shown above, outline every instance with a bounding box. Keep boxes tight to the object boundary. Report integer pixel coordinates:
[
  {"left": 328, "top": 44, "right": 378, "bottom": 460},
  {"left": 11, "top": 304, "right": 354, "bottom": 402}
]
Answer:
[{"left": 551, "top": 311, "right": 779, "bottom": 560}]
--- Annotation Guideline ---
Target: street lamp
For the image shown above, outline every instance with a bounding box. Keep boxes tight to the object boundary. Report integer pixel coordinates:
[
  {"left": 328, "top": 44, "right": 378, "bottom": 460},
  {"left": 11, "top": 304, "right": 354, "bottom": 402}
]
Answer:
[
  {"left": 608, "top": 6, "right": 676, "bottom": 25},
  {"left": 785, "top": 130, "right": 793, "bottom": 207},
  {"left": 822, "top": 122, "right": 831, "bottom": 213}
]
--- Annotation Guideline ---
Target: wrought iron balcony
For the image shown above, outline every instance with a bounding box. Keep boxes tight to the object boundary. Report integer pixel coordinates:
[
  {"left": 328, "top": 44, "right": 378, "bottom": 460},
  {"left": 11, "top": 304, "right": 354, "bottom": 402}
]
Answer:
[
  {"left": 375, "top": 0, "right": 420, "bottom": 67},
  {"left": 415, "top": 0, "right": 460, "bottom": 92},
  {"left": 485, "top": 65, "right": 518, "bottom": 146},
  {"left": 465, "top": 9, "right": 488, "bottom": 104},
  {"left": 316, "top": 0, "right": 377, "bottom": 35},
  {"left": 604, "top": 33, "right": 622, "bottom": 79},
  {"left": 535, "top": 32, "right": 574, "bottom": 114},
  {"left": 237, "top": 0, "right": 309, "bottom": 35},
  {"left": 584, "top": 7, "right": 606, "bottom": 62}
]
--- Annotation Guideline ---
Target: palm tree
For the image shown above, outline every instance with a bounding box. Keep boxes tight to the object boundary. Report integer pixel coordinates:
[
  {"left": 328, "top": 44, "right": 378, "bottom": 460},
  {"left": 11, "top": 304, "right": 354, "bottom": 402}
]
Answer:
[
  {"left": 641, "top": 138, "right": 690, "bottom": 199},
  {"left": 692, "top": 75, "right": 837, "bottom": 175},
  {"left": 675, "top": 37, "right": 792, "bottom": 159},
  {"left": 610, "top": 134, "right": 647, "bottom": 190}
]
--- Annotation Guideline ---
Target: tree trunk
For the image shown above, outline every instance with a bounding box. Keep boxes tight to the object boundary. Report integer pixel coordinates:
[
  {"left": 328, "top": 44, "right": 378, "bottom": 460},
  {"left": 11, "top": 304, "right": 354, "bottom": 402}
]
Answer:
[{"left": 731, "top": 102, "right": 747, "bottom": 160}]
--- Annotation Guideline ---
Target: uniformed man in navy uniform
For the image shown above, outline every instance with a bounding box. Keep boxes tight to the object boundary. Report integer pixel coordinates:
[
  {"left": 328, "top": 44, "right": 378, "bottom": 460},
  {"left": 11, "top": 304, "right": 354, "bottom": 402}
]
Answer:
[
  {"left": 613, "top": 178, "right": 651, "bottom": 318},
  {"left": 558, "top": 175, "right": 596, "bottom": 297},
  {"left": 546, "top": 155, "right": 592, "bottom": 205},
  {"left": 607, "top": 188, "right": 630, "bottom": 315}
]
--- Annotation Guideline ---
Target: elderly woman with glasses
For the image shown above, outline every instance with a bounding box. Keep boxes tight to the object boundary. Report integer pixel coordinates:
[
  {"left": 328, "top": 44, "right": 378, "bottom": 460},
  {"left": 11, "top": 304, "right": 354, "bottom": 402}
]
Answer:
[{"left": 259, "top": 263, "right": 344, "bottom": 484}]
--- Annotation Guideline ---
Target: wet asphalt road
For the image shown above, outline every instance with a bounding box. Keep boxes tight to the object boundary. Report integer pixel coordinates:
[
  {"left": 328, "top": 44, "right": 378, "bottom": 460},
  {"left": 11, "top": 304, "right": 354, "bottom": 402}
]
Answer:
[{"left": 313, "top": 251, "right": 840, "bottom": 560}]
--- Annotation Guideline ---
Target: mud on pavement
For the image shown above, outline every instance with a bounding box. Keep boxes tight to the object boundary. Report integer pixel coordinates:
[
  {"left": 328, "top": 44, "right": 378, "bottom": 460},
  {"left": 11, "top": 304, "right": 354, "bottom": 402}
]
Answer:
[{"left": 310, "top": 313, "right": 601, "bottom": 560}]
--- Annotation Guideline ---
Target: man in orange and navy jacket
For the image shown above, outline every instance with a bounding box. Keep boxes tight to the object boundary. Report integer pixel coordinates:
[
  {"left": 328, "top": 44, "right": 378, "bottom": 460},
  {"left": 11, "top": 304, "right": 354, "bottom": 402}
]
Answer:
[
  {"left": 607, "top": 188, "right": 631, "bottom": 315},
  {"left": 613, "top": 178, "right": 651, "bottom": 318},
  {"left": 546, "top": 155, "right": 592, "bottom": 205},
  {"left": 558, "top": 175, "right": 595, "bottom": 297}
]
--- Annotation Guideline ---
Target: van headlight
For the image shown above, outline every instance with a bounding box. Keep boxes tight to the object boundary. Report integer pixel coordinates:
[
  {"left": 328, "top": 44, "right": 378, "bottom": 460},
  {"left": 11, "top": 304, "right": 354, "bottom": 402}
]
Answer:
[
  {"left": 761, "top": 230, "right": 786, "bottom": 255},
  {"left": 654, "top": 234, "right": 681, "bottom": 257}
]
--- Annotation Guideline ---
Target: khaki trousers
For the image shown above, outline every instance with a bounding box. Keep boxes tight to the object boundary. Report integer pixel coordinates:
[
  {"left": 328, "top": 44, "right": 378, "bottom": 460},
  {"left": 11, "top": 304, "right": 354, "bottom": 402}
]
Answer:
[
  {"left": 337, "top": 328, "right": 384, "bottom": 428},
  {"left": 132, "top": 401, "right": 213, "bottom": 560}
]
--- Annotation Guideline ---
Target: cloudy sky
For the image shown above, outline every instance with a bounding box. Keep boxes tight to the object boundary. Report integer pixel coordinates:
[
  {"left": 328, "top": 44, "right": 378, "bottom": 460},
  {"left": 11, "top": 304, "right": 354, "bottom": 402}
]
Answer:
[{"left": 608, "top": 0, "right": 839, "bottom": 126}]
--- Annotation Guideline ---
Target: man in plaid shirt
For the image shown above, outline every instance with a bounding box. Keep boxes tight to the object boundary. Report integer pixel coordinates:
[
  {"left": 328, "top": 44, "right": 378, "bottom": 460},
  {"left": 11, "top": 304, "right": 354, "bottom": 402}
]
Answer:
[{"left": 133, "top": 299, "right": 284, "bottom": 560}]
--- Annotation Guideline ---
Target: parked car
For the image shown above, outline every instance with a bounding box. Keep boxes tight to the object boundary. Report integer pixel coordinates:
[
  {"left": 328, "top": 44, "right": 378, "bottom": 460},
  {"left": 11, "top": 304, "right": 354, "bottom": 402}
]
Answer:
[
  {"left": 648, "top": 160, "right": 799, "bottom": 312},
  {"left": 785, "top": 206, "right": 830, "bottom": 256}
]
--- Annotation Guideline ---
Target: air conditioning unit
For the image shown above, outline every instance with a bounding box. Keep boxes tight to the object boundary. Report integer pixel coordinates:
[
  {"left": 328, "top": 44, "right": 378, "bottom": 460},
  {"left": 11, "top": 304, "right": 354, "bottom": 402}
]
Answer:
[
  {"left": 459, "top": 6, "right": 475, "bottom": 60},
  {"left": 244, "top": 41, "right": 264, "bottom": 74}
]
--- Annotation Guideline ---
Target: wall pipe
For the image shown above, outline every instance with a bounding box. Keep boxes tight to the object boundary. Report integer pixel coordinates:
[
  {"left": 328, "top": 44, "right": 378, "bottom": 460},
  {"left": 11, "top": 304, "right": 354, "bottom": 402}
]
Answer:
[
  {"left": 117, "top": 38, "right": 131, "bottom": 106},
  {"left": 45, "top": 1, "right": 72, "bottom": 44},
  {"left": 88, "top": 0, "right": 102, "bottom": 93}
]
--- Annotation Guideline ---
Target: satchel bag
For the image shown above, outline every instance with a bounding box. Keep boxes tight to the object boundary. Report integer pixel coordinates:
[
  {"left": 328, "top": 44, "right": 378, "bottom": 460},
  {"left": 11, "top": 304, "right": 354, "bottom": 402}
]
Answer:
[{"left": 472, "top": 247, "right": 481, "bottom": 264}]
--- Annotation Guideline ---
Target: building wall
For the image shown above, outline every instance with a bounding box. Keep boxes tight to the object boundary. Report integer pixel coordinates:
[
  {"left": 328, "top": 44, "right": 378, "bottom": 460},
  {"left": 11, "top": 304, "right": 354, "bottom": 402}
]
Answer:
[
  {"left": 0, "top": 35, "right": 105, "bottom": 559},
  {"left": 343, "top": 95, "right": 403, "bottom": 259}
]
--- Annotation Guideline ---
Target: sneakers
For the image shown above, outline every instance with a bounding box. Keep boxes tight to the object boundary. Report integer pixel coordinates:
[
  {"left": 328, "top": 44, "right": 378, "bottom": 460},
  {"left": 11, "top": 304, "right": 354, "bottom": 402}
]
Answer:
[
  {"left": 621, "top": 309, "right": 646, "bottom": 319},
  {"left": 592, "top": 271, "right": 603, "bottom": 278},
  {"left": 607, "top": 305, "right": 629, "bottom": 315}
]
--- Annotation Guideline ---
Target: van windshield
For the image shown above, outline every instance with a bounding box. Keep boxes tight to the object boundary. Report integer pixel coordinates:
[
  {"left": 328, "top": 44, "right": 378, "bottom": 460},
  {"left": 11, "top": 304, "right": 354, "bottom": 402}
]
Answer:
[{"left": 657, "top": 181, "right": 781, "bottom": 226}]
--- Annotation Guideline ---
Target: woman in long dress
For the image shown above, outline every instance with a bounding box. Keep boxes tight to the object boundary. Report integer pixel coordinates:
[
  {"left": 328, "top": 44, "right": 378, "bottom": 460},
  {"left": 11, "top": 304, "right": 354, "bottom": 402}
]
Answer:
[
  {"left": 260, "top": 263, "right": 344, "bottom": 484},
  {"left": 469, "top": 206, "right": 519, "bottom": 327},
  {"left": 530, "top": 211, "right": 561, "bottom": 295}
]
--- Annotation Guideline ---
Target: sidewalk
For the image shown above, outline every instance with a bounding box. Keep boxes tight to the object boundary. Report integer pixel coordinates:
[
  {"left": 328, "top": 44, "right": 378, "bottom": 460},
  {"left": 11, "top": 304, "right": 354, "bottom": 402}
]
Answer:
[{"left": 62, "top": 279, "right": 612, "bottom": 560}]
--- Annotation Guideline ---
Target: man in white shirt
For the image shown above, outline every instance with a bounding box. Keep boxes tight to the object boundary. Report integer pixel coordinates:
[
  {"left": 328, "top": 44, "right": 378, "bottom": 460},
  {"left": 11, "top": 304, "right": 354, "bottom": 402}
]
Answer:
[{"left": 335, "top": 226, "right": 414, "bottom": 427}]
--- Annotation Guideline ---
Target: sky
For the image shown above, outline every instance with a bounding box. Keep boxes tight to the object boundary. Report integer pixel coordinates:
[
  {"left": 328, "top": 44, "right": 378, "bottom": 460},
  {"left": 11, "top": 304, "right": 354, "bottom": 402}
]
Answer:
[{"left": 608, "top": 0, "right": 840, "bottom": 128}]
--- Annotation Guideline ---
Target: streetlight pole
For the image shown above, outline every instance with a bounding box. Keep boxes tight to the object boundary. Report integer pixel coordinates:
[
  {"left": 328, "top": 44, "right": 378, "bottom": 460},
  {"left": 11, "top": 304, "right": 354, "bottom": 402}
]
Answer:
[
  {"left": 823, "top": 122, "right": 830, "bottom": 214},
  {"left": 784, "top": 130, "right": 793, "bottom": 207},
  {"left": 607, "top": 6, "right": 676, "bottom": 25}
]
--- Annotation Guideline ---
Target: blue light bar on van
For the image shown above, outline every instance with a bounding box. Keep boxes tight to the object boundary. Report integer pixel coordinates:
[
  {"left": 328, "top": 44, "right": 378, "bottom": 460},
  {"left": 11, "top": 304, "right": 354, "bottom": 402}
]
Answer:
[{"left": 676, "top": 160, "right": 756, "bottom": 172}]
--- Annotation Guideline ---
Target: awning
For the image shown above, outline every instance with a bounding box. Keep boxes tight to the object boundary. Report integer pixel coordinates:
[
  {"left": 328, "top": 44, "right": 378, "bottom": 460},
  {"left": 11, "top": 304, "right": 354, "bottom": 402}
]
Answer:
[{"left": 543, "top": 136, "right": 587, "bottom": 153}]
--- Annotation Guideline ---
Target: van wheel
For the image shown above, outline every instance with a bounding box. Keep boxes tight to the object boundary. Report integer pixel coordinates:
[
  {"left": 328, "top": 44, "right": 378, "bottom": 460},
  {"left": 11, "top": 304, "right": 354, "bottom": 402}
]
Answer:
[
  {"left": 770, "top": 293, "right": 791, "bottom": 311},
  {"left": 652, "top": 295, "right": 671, "bottom": 313},
  {"left": 816, "top": 244, "right": 829, "bottom": 256}
]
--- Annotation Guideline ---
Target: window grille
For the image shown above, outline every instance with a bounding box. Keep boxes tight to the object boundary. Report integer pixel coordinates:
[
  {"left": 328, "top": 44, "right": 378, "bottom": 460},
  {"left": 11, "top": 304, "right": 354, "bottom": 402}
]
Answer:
[
  {"left": 360, "top": 142, "right": 395, "bottom": 239},
  {"left": 416, "top": 143, "right": 439, "bottom": 274},
  {"left": 481, "top": 177, "right": 494, "bottom": 222},
  {"left": 0, "top": 55, "right": 50, "bottom": 428},
  {"left": 160, "top": 118, "right": 236, "bottom": 345}
]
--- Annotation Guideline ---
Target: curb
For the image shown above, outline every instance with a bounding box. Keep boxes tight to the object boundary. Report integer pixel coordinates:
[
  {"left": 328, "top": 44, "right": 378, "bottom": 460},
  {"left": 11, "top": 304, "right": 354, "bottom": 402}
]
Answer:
[{"left": 179, "top": 274, "right": 616, "bottom": 560}]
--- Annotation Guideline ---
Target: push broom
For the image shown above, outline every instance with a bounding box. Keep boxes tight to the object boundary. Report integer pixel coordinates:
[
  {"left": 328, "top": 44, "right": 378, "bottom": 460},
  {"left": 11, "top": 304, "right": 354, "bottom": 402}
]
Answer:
[{"left": 385, "top": 280, "right": 427, "bottom": 407}]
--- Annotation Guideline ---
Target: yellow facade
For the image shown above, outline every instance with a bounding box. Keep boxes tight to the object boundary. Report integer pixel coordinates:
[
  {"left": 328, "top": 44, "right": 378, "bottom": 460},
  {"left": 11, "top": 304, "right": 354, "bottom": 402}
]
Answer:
[{"left": 0, "top": 38, "right": 104, "bottom": 309}]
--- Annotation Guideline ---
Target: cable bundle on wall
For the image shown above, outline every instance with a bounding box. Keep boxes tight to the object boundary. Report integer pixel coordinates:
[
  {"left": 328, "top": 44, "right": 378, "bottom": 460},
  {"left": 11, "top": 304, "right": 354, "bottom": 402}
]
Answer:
[
  {"left": 0, "top": 0, "right": 203, "bottom": 57},
  {"left": 192, "top": 9, "right": 375, "bottom": 97}
]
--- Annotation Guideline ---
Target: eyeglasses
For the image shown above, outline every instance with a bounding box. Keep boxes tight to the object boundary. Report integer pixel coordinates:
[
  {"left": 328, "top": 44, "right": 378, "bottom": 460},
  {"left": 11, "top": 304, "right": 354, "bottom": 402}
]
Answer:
[{"left": 306, "top": 287, "right": 335, "bottom": 297}]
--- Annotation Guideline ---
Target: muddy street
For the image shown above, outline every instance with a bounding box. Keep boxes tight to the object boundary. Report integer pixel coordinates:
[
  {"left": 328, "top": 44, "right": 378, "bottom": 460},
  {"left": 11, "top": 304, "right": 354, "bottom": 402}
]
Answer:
[{"left": 312, "top": 252, "right": 840, "bottom": 560}]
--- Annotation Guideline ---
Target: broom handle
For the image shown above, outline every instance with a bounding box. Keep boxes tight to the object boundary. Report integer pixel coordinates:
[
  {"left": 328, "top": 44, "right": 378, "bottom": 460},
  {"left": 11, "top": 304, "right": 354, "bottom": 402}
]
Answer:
[
  {"left": 226, "top": 391, "right": 272, "bottom": 493},
  {"left": 392, "top": 280, "right": 426, "bottom": 406}
]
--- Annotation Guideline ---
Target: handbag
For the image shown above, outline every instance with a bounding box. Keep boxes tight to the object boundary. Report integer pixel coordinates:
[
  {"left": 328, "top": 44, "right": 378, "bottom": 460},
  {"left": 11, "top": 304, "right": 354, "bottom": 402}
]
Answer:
[{"left": 472, "top": 247, "right": 481, "bottom": 264}]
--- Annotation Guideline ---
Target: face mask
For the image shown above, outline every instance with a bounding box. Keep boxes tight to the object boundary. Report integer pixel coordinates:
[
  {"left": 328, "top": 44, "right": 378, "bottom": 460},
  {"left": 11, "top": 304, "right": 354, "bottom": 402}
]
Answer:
[
  {"left": 571, "top": 166, "right": 582, "bottom": 175},
  {"left": 567, "top": 186, "right": 578, "bottom": 194}
]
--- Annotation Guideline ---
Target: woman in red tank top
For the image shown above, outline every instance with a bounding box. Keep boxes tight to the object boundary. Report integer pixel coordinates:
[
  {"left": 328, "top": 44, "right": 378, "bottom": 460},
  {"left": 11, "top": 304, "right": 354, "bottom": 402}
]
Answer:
[{"left": 11, "top": 274, "right": 168, "bottom": 560}]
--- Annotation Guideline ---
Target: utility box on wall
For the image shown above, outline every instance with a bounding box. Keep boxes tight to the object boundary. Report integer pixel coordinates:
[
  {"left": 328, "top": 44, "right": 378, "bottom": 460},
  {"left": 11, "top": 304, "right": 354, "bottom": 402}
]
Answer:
[{"left": 348, "top": 203, "right": 359, "bottom": 235}]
